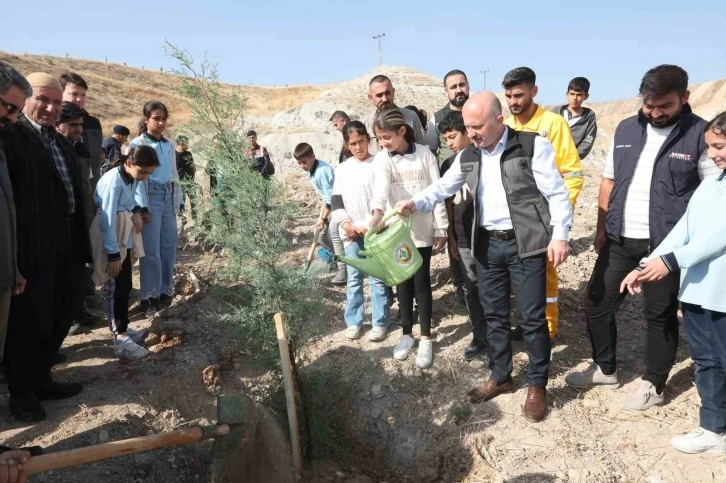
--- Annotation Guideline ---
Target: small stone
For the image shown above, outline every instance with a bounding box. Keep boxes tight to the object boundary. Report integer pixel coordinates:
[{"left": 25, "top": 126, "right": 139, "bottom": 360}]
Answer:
[
  {"left": 144, "top": 332, "right": 161, "bottom": 346},
  {"left": 371, "top": 384, "right": 385, "bottom": 400},
  {"left": 98, "top": 430, "right": 110, "bottom": 444},
  {"left": 336, "top": 471, "right": 345, "bottom": 478},
  {"left": 167, "top": 454, "right": 176, "bottom": 463},
  {"left": 469, "top": 359, "right": 486, "bottom": 370},
  {"left": 233, "top": 363, "right": 242, "bottom": 370},
  {"left": 136, "top": 469, "right": 146, "bottom": 477},
  {"left": 292, "top": 238, "right": 299, "bottom": 245}
]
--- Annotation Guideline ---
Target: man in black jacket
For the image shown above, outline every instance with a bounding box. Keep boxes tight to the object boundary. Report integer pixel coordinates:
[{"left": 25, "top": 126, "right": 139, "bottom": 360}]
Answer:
[
  {"left": 3, "top": 72, "right": 92, "bottom": 422},
  {"left": 565, "top": 65, "right": 719, "bottom": 411}
]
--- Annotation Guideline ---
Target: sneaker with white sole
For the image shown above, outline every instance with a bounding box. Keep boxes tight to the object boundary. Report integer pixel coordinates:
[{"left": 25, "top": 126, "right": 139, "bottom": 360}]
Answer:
[
  {"left": 393, "top": 335, "right": 415, "bottom": 360},
  {"left": 368, "top": 326, "right": 388, "bottom": 342},
  {"left": 621, "top": 379, "right": 664, "bottom": 411},
  {"left": 114, "top": 336, "right": 150, "bottom": 360},
  {"left": 565, "top": 362, "right": 620, "bottom": 389},
  {"left": 416, "top": 339, "right": 433, "bottom": 369},
  {"left": 126, "top": 327, "right": 146, "bottom": 344},
  {"left": 345, "top": 326, "right": 361, "bottom": 340},
  {"left": 670, "top": 427, "right": 726, "bottom": 454}
]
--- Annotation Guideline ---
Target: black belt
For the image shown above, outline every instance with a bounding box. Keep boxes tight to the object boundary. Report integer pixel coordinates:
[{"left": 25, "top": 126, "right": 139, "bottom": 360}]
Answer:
[{"left": 483, "top": 229, "right": 516, "bottom": 241}]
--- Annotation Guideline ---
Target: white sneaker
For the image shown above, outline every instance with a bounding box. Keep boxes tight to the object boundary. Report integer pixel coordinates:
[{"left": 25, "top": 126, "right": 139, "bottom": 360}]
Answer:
[
  {"left": 367, "top": 326, "right": 388, "bottom": 342},
  {"left": 565, "top": 362, "right": 620, "bottom": 389},
  {"left": 670, "top": 427, "right": 726, "bottom": 454},
  {"left": 114, "top": 336, "right": 150, "bottom": 360},
  {"left": 416, "top": 339, "right": 433, "bottom": 369},
  {"left": 621, "top": 379, "right": 664, "bottom": 411},
  {"left": 393, "top": 335, "right": 415, "bottom": 360},
  {"left": 126, "top": 327, "right": 146, "bottom": 344},
  {"left": 345, "top": 326, "right": 361, "bottom": 340}
]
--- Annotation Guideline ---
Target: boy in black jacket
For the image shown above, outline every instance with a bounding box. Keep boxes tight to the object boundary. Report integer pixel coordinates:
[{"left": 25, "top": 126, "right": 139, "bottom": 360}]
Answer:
[{"left": 551, "top": 77, "right": 598, "bottom": 160}]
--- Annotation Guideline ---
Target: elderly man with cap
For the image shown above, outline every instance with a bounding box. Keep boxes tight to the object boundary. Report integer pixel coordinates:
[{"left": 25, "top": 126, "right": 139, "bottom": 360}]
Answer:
[
  {"left": 0, "top": 62, "right": 31, "bottom": 368},
  {"left": 102, "top": 124, "right": 130, "bottom": 174},
  {"left": 3, "top": 72, "right": 92, "bottom": 422}
]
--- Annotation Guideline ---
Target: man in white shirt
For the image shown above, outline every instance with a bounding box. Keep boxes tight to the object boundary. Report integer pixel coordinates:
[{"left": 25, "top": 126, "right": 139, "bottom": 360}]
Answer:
[
  {"left": 393, "top": 91, "right": 573, "bottom": 422},
  {"left": 364, "top": 75, "right": 426, "bottom": 155},
  {"left": 565, "top": 65, "right": 719, "bottom": 411}
]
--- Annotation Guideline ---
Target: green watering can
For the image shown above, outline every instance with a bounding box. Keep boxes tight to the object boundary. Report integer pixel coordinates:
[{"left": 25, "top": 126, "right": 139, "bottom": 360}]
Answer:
[{"left": 336, "top": 211, "right": 423, "bottom": 287}]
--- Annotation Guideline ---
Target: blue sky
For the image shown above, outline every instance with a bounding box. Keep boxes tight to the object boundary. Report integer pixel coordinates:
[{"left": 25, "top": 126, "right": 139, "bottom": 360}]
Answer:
[{"left": 4, "top": 0, "right": 724, "bottom": 104}]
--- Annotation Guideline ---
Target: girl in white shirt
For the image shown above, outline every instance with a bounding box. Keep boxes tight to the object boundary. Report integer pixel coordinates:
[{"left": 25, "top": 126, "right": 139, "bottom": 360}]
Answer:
[
  {"left": 331, "top": 122, "right": 390, "bottom": 341},
  {"left": 369, "top": 108, "right": 448, "bottom": 369}
]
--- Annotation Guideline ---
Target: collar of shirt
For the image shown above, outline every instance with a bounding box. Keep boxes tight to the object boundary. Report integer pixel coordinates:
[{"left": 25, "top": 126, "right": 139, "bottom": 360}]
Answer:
[
  {"left": 26, "top": 116, "right": 55, "bottom": 139},
  {"left": 719, "top": 170, "right": 726, "bottom": 181},
  {"left": 482, "top": 128, "right": 509, "bottom": 156},
  {"left": 118, "top": 165, "right": 134, "bottom": 185},
  {"left": 510, "top": 105, "right": 544, "bottom": 130},
  {"left": 143, "top": 132, "right": 169, "bottom": 143},
  {"left": 389, "top": 142, "right": 416, "bottom": 158},
  {"left": 309, "top": 159, "right": 320, "bottom": 177}
]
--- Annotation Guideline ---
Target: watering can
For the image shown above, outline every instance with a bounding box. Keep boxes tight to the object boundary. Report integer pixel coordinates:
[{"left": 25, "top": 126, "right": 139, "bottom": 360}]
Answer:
[{"left": 336, "top": 211, "right": 422, "bottom": 287}]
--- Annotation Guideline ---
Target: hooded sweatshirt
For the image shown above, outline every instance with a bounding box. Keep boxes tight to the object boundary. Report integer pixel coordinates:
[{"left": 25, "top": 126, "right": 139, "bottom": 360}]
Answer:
[
  {"left": 550, "top": 105, "right": 598, "bottom": 160},
  {"left": 370, "top": 142, "right": 448, "bottom": 247}
]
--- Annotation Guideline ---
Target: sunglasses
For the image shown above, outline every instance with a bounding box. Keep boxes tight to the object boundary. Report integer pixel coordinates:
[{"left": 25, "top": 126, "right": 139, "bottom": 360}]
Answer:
[{"left": 0, "top": 96, "right": 21, "bottom": 115}]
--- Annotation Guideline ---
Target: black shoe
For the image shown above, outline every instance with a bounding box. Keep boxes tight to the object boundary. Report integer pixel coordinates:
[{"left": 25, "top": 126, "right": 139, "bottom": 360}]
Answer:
[
  {"left": 464, "top": 338, "right": 488, "bottom": 361},
  {"left": 159, "top": 293, "right": 173, "bottom": 308},
  {"left": 511, "top": 325, "right": 523, "bottom": 341},
  {"left": 138, "top": 298, "right": 159, "bottom": 318},
  {"left": 37, "top": 381, "right": 83, "bottom": 401},
  {"left": 9, "top": 395, "right": 47, "bottom": 422},
  {"left": 53, "top": 352, "right": 69, "bottom": 366}
]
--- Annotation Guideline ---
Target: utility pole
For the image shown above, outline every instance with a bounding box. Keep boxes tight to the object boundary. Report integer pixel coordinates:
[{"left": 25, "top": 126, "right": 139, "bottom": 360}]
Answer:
[
  {"left": 481, "top": 70, "right": 489, "bottom": 91},
  {"left": 373, "top": 33, "right": 386, "bottom": 66}
]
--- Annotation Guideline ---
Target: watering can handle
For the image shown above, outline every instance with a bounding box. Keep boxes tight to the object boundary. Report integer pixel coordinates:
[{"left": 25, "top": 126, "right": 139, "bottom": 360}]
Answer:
[{"left": 365, "top": 211, "right": 411, "bottom": 246}]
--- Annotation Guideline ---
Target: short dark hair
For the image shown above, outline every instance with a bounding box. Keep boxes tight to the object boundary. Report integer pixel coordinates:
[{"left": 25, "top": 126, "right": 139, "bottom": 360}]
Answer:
[
  {"left": 705, "top": 110, "right": 726, "bottom": 138},
  {"left": 57, "top": 101, "right": 85, "bottom": 124},
  {"left": 639, "top": 64, "right": 689, "bottom": 99},
  {"left": 176, "top": 135, "right": 188, "bottom": 144},
  {"left": 502, "top": 67, "right": 536, "bottom": 89},
  {"left": 59, "top": 72, "right": 89, "bottom": 90},
  {"left": 246, "top": 130, "right": 257, "bottom": 137},
  {"left": 0, "top": 61, "right": 32, "bottom": 97},
  {"left": 329, "top": 110, "right": 350, "bottom": 122},
  {"left": 369, "top": 75, "right": 392, "bottom": 87},
  {"left": 342, "top": 120, "right": 370, "bottom": 144},
  {"left": 112, "top": 145, "right": 160, "bottom": 169},
  {"left": 567, "top": 77, "right": 590, "bottom": 94},
  {"left": 443, "top": 69, "right": 468, "bottom": 87},
  {"left": 438, "top": 111, "right": 466, "bottom": 135},
  {"left": 293, "top": 142, "right": 314, "bottom": 159}
]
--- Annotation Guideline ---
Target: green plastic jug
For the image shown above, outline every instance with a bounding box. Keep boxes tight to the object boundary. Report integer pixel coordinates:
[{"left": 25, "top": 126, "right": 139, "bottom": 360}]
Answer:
[{"left": 336, "top": 211, "right": 423, "bottom": 287}]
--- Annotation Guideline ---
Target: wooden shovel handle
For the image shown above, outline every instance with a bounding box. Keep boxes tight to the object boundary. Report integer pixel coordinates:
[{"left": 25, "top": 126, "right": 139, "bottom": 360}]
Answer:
[
  {"left": 21, "top": 424, "right": 229, "bottom": 475},
  {"left": 306, "top": 202, "right": 327, "bottom": 262}
]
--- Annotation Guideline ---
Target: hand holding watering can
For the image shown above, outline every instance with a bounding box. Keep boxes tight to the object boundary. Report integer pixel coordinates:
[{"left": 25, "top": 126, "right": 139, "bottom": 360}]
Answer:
[{"left": 377, "top": 201, "right": 447, "bottom": 253}]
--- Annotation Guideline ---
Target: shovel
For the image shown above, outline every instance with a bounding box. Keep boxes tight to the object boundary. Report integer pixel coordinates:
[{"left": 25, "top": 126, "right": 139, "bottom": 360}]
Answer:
[
  {"left": 303, "top": 203, "right": 327, "bottom": 273},
  {"left": 19, "top": 394, "right": 295, "bottom": 483}
]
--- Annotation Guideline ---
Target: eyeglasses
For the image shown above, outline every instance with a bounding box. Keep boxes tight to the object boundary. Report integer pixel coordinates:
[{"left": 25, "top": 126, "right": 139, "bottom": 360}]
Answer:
[{"left": 0, "top": 96, "right": 21, "bottom": 115}]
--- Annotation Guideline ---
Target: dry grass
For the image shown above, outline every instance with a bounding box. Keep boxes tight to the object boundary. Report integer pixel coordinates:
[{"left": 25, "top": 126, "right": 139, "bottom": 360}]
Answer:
[{"left": 1, "top": 51, "right": 329, "bottom": 135}]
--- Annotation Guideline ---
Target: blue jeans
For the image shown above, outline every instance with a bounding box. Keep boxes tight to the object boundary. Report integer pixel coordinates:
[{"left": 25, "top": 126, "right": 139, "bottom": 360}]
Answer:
[
  {"left": 344, "top": 239, "right": 389, "bottom": 328},
  {"left": 140, "top": 181, "right": 178, "bottom": 300},
  {"left": 683, "top": 303, "right": 726, "bottom": 433}
]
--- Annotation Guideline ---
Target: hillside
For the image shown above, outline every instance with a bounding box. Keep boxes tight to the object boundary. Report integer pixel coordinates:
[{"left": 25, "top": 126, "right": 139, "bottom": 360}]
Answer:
[{"left": 0, "top": 51, "right": 328, "bottom": 135}]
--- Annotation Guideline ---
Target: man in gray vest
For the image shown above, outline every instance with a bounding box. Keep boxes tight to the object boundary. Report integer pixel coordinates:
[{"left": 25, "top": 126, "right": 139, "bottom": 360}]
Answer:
[
  {"left": 393, "top": 91, "right": 573, "bottom": 422},
  {"left": 565, "top": 65, "right": 718, "bottom": 410},
  {"left": 430, "top": 69, "right": 470, "bottom": 163},
  {"left": 364, "top": 75, "right": 425, "bottom": 154}
]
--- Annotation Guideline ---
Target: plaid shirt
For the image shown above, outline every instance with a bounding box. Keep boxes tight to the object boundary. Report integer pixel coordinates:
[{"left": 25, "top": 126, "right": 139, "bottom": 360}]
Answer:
[{"left": 27, "top": 118, "right": 76, "bottom": 214}]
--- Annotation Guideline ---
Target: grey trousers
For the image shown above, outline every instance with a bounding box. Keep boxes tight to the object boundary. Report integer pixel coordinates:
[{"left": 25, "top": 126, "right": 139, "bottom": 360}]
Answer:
[
  {"left": 0, "top": 288, "right": 10, "bottom": 362},
  {"left": 321, "top": 221, "right": 346, "bottom": 271}
]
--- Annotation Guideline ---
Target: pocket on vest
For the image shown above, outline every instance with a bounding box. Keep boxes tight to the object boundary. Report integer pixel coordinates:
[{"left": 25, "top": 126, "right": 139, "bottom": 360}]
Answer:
[{"left": 668, "top": 157, "right": 699, "bottom": 196}]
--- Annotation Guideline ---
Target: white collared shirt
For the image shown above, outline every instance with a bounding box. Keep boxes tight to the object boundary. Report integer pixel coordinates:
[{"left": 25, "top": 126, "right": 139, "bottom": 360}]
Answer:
[{"left": 412, "top": 128, "right": 573, "bottom": 241}]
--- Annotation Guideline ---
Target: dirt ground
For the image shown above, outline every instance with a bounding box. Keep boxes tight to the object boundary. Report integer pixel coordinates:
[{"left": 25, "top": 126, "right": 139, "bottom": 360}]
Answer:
[{"left": 1, "top": 164, "right": 724, "bottom": 483}]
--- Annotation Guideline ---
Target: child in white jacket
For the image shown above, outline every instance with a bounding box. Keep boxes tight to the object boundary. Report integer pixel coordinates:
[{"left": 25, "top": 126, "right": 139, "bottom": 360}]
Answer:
[
  {"left": 331, "top": 121, "right": 390, "bottom": 341},
  {"left": 370, "top": 108, "right": 448, "bottom": 369}
]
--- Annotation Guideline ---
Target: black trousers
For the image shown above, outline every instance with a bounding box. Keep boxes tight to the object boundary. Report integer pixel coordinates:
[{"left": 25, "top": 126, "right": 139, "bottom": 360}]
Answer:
[
  {"left": 179, "top": 172, "right": 197, "bottom": 217},
  {"left": 458, "top": 246, "right": 487, "bottom": 343},
  {"left": 476, "top": 235, "right": 550, "bottom": 387},
  {"left": 398, "top": 246, "right": 433, "bottom": 337},
  {"left": 105, "top": 252, "right": 133, "bottom": 335},
  {"left": 585, "top": 238, "right": 680, "bottom": 391},
  {"left": 5, "top": 255, "right": 83, "bottom": 397}
]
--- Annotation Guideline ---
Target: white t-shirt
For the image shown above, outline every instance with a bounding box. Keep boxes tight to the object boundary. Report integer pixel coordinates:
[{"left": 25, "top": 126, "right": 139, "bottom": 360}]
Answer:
[
  {"left": 603, "top": 124, "right": 718, "bottom": 239},
  {"left": 331, "top": 156, "right": 376, "bottom": 247}
]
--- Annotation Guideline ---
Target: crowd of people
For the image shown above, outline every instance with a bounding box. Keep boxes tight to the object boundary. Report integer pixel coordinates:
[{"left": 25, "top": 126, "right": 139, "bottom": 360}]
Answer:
[
  {"left": 0, "top": 57, "right": 725, "bottom": 479},
  {"left": 308, "top": 65, "right": 726, "bottom": 452}
]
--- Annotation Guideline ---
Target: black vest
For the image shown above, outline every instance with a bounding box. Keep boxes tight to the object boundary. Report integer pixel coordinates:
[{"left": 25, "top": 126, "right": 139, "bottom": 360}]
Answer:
[
  {"left": 605, "top": 104, "right": 707, "bottom": 247},
  {"left": 459, "top": 128, "right": 552, "bottom": 258}
]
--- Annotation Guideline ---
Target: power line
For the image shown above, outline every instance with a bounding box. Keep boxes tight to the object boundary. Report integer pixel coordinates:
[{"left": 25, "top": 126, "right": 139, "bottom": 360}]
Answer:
[{"left": 373, "top": 33, "right": 386, "bottom": 67}]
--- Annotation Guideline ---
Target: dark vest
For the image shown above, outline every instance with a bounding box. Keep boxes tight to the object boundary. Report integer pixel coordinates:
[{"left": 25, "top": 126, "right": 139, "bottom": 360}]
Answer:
[
  {"left": 605, "top": 104, "right": 707, "bottom": 248},
  {"left": 459, "top": 128, "right": 552, "bottom": 258}
]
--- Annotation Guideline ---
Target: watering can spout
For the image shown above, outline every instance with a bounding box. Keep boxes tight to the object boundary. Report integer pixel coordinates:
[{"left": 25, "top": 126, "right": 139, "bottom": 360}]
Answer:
[{"left": 335, "top": 253, "right": 386, "bottom": 281}]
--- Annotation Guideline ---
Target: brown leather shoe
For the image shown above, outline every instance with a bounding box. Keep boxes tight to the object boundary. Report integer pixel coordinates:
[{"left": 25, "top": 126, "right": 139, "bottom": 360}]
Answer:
[
  {"left": 522, "top": 386, "right": 547, "bottom": 422},
  {"left": 467, "top": 378, "right": 514, "bottom": 404}
]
